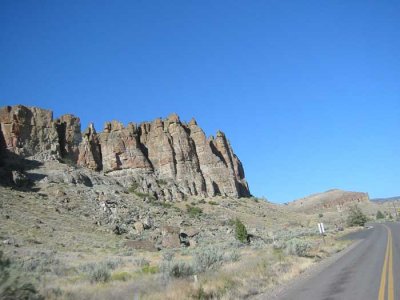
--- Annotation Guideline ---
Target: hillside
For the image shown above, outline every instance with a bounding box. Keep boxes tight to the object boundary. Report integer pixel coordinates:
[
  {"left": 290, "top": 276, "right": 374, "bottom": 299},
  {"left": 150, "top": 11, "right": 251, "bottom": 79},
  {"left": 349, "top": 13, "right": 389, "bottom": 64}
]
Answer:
[
  {"left": 288, "top": 189, "right": 370, "bottom": 212},
  {"left": 0, "top": 104, "right": 378, "bottom": 299}
]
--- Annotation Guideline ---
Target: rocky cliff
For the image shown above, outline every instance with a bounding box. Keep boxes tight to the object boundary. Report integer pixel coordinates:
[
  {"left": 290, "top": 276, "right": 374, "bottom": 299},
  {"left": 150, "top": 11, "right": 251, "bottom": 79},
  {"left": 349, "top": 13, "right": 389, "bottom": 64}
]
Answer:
[{"left": 0, "top": 105, "right": 250, "bottom": 199}]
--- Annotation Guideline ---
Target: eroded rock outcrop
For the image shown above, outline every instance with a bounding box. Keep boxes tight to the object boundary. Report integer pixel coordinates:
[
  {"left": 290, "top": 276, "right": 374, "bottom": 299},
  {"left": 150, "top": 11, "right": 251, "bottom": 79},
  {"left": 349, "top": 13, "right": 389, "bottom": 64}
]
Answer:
[
  {"left": 55, "top": 114, "right": 82, "bottom": 162},
  {"left": 0, "top": 105, "right": 59, "bottom": 159},
  {"left": 77, "top": 123, "right": 102, "bottom": 171},
  {"left": 99, "top": 121, "right": 152, "bottom": 173},
  {"left": 0, "top": 105, "right": 251, "bottom": 199}
]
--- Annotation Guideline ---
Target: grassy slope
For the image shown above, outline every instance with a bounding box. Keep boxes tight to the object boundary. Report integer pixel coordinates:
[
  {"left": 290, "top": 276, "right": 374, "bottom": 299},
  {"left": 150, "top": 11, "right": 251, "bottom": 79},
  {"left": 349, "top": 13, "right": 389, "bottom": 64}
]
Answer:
[{"left": 0, "top": 174, "right": 387, "bottom": 299}]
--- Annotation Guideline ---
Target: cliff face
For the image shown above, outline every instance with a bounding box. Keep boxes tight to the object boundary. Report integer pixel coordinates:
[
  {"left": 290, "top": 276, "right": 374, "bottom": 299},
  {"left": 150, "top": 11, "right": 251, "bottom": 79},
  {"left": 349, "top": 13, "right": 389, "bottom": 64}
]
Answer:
[{"left": 0, "top": 105, "right": 250, "bottom": 199}]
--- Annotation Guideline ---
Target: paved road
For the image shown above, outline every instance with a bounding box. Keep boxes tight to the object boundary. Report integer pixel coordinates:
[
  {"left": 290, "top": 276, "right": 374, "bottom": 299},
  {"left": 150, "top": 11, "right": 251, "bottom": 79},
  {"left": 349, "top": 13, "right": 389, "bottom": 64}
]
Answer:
[{"left": 278, "top": 223, "right": 400, "bottom": 300}]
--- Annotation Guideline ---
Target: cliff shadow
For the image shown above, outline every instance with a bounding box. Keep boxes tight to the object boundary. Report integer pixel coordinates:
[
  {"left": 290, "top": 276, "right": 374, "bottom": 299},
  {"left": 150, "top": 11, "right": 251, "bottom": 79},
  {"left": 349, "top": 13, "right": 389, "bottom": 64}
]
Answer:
[{"left": 0, "top": 130, "right": 44, "bottom": 191}]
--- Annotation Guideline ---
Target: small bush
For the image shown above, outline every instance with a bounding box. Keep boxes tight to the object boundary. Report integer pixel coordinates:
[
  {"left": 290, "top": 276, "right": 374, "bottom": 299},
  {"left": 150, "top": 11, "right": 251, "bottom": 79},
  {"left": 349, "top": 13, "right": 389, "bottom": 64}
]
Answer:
[
  {"left": 186, "top": 205, "right": 203, "bottom": 217},
  {"left": 160, "top": 260, "right": 194, "bottom": 278},
  {"left": 376, "top": 210, "right": 385, "bottom": 220},
  {"left": 111, "top": 271, "right": 131, "bottom": 281},
  {"left": 156, "top": 179, "right": 168, "bottom": 186},
  {"left": 224, "top": 249, "right": 241, "bottom": 262},
  {"left": 208, "top": 201, "right": 218, "bottom": 205},
  {"left": 234, "top": 218, "right": 248, "bottom": 243},
  {"left": 128, "top": 182, "right": 139, "bottom": 193},
  {"left": 193, "top": 246, "right": 224, "bottom": 272},
  {"left": 88, "top": 264, "right": 111, "bottom": 283},
  {"left": 141, "top": 265, "right": 159, "bottom": 274},
  {"left": 160, "top": 202, "right": 172, "bottom": 208},
  {"left": 162, "top": 251, "right": 175, "bottom": 262},
  {"left": 134, "top": 191, "right": 156, "bottom": 200},
  {"left": 199, "top": 199, "right": 206, "bottom": 204},
  {"left": 347, "top": 205, "right": 368, "bottom": 227},
  {"left": 285, "top": 238, "right": 311, "bottom": 257},
  {"left": 0, "top": 252, "right": 44, "bottom": 299},
  {"left": 134, "top": 257, "right": 150, "bottom": 267},
  {"left": 105, "top": 258, "right": 122, "bottom": 270}
]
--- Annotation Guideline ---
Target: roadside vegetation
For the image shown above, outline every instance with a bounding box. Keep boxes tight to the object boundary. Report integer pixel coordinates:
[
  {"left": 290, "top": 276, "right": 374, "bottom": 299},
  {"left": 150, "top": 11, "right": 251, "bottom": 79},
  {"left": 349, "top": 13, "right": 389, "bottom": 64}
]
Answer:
[
  {"left": 0, "top": 185, "right": 373, "bottom": 299},
  {"left": 346, "top": 205, "right": 368, "bottom": 227}
]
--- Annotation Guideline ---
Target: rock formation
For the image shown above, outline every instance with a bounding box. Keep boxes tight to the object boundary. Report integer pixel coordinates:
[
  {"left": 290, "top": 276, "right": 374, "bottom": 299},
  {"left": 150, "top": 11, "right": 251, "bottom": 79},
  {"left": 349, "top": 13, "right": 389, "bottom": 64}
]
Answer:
[
  {"left": 288, "top": 189, "right": 370, "bottom": 211},
  {"left": 0, "top": 105, "right": 59, "bottom": 160},
  {"left": 0, "top": 105, "right": 251, "bottom": 199}
]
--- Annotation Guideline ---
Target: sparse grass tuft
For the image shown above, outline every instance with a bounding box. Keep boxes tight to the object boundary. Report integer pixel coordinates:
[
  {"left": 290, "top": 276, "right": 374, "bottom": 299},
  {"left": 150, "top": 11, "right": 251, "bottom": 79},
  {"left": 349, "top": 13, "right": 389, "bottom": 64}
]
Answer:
[
  {"left": 128, "top": 182, "right": 139, "bottom": 193},
  {"left": 156, "top": 179, "right": 168, "bottom": 186},
  {"left": 111, "top": 271, "right": 131, "bottom": 281},
  {"left": 186, "top": 205, "right": 203, "bottom": 217}
]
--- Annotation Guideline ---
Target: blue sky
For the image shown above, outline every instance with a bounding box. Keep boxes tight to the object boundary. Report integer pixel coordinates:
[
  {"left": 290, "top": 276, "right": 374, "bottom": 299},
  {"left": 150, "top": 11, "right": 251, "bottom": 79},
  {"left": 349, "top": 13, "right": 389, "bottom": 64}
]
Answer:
[{"left": 1, "top": 0, "right": 399, "bottom": 202}]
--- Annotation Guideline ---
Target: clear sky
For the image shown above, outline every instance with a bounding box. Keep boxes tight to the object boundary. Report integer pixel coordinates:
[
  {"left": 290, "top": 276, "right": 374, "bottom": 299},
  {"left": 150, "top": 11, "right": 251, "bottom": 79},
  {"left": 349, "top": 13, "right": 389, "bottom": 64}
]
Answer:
[{"left": 1, "top": 1, "right": 399, "bottom": 202}]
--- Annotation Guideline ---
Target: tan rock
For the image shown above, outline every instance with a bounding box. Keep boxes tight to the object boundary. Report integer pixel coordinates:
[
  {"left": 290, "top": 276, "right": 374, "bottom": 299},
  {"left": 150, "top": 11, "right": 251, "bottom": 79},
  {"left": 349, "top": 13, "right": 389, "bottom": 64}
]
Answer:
[
  {"left": 99, "top": 121, "right": 152, "bottom": 173},
  {"left": 161, "top": 234, "right": 181, "bottom": 249},
  {"left": 0, "top": 105, "right": 251, "bottom": 199},
  {"left": 134, "top": 221, "right": 145, "bottom": 234},
  {"left": 0, "top": 105, "right": 59, "bottom": 158},
  {"left": 77, "top": 123, "right": 102, "bottom": 171}
]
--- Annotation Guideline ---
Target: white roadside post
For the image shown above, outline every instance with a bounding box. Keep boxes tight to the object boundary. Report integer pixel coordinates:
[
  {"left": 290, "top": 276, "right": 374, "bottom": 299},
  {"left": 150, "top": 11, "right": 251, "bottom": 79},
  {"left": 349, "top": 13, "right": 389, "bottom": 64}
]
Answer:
[{"left": 318, "top": 222, "right": 326, "bottom": 244}]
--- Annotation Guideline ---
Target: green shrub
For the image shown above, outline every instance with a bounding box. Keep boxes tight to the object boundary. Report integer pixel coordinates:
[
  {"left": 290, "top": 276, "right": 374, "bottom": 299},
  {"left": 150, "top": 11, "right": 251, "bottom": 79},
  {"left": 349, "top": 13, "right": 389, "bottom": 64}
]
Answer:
[
  {"left": 141, "top": 265, "right": 159, "bottom": 274},
  {"left": 199, "top": 199, "right": 206, "bottom": 204},
  {"left": 376, "top": 210, "right": 385, "bottom": 220},
  {"left": 186, "top": 205, "right": 203, "bottom": 217},
  {"left": 208, "top": 201, "right": 218, "bottom": 205},
  {"left": 156, "top": 179, "right": 168, "bottom": 186},
  {"left": 161, "top": 202, "right": 173, "bottom": 208},
  {"left": 160, "top": 260, "right": 194, "bottom": 278},
  {"left": 234, "top": 218, "right": 248, "bottom": 243},
  {"left": 0, "top": 251, "right": 44, "bottom": 300},
  {"left": 128, "top": 182, "right": 139, "bottom": 193},
  {"left": 193, "top": 246, "right": 224, "bottom": 272},
  {"left": 80, "top": 262, "right": 111, "bottom": 283},
  {"left": 285, "top": 238, "right": 311, "bottom": 257},
  {"left": 347, "top": 205, "right": 368, "bottom": 227},
  {"left": 111, "top": 271, "right": 131, "bottom": 281}
]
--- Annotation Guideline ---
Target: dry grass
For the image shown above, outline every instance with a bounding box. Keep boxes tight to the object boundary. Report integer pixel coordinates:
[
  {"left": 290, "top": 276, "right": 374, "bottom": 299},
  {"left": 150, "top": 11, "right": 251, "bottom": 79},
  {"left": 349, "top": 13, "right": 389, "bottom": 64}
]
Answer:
[{"left": 0, "top": 185, "right": 359, "bottom": 300}]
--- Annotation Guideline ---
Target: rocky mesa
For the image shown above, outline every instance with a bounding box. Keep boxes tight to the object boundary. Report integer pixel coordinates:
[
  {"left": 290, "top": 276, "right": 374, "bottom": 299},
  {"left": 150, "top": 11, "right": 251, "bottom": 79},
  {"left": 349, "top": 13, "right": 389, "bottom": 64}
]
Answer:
[
  {"left": 288, "top": 189, "right": 370, "bottom": 211},
  {"left": 0, "top": 105, "right": 250, "bottom": 200}
]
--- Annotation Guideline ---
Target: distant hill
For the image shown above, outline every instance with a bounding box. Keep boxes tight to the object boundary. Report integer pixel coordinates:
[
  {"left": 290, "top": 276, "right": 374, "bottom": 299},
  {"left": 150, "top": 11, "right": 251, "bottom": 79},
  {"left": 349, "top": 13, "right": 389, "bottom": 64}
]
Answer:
[
  {"left": 288, "top": 189, "right": 370, "bottom": 212},
  {"left": 371, "top": 196, "right": 400, "bottom": 203}
]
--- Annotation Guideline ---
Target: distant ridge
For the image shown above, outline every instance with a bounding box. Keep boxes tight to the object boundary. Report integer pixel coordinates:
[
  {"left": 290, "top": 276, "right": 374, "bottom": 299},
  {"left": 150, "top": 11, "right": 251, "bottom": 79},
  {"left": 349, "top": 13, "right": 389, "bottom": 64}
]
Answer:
[
  {"left": 288, "top": 189, "right": 370, "bottom": 211},
  {"left": 371, "top": 196, "right": 400, "bottom": 203}
]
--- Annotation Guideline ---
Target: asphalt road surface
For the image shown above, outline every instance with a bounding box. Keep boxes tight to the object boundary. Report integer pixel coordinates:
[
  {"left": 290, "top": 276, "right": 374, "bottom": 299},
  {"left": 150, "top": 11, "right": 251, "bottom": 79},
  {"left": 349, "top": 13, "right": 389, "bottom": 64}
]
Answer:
[{"left": 278, "top": 223, "right": 399, "bottom": 300}]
